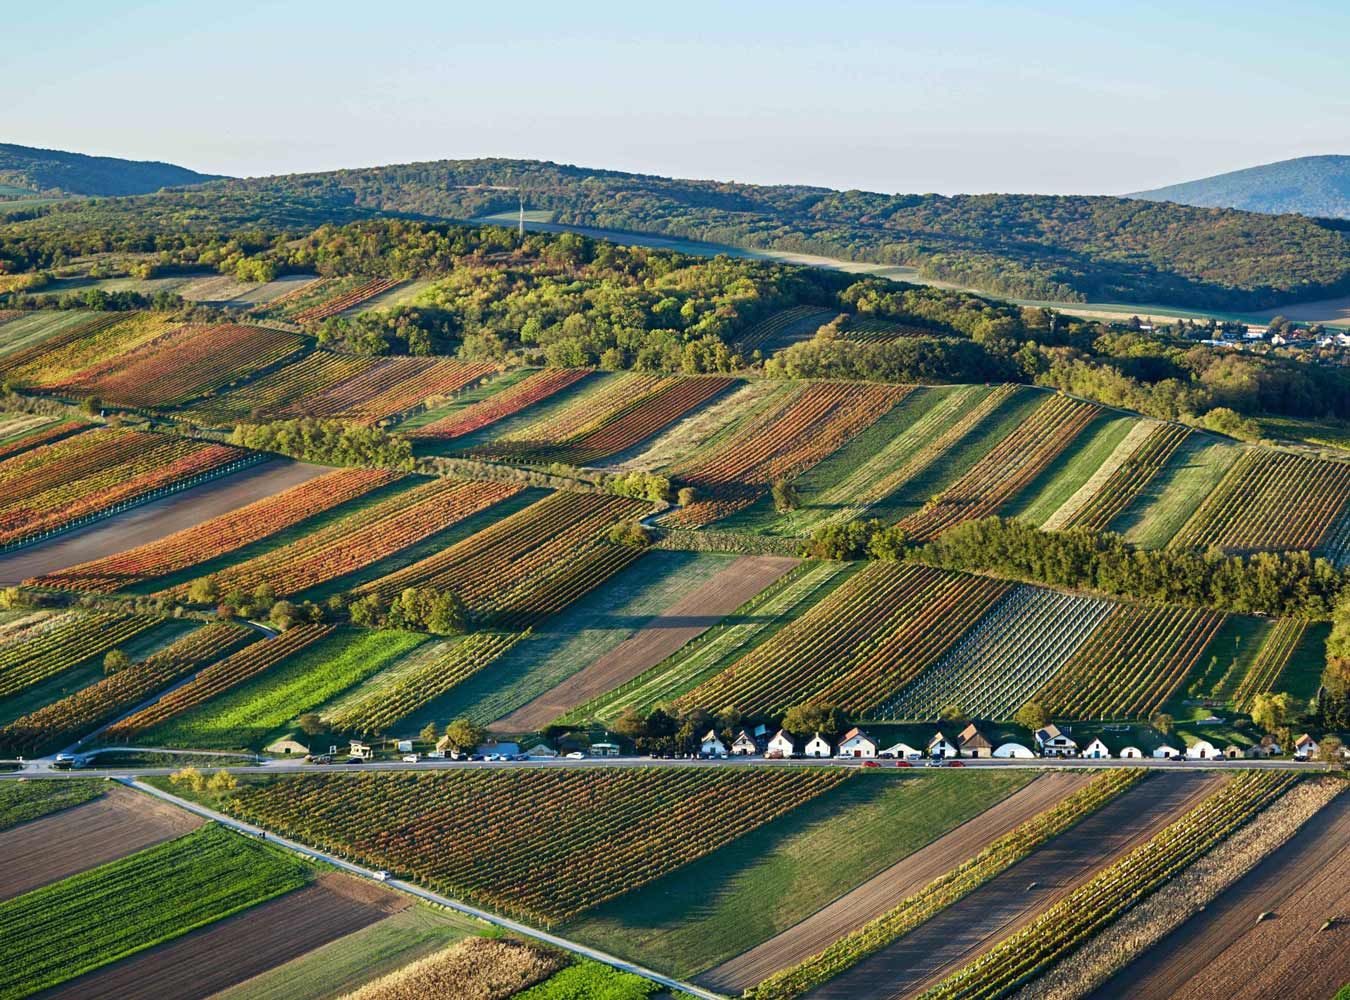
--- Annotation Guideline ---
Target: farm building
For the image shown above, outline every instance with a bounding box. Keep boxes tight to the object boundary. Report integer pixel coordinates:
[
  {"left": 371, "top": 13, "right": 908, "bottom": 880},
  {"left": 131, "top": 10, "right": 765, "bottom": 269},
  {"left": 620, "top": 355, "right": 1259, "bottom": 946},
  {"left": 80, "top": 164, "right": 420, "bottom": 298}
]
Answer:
[
  {"left": 804, "top": 732, "right": 832, "bottom": 758},
  {"left": 837, "top": 727, "right": 878, "bottom": 758},
  {"left": 958, "top": 723, "right": 993, "bottom": 758},
  {"left": 1034, "top": 725, "right": 1078, "bottom": 757},
  {"left": 928, "top": 732, "right": 958, "bottom": 758},
  {"left": 1293, "top": 733, "right": 1318, "bottom": 758},
  {"left": 767, "top": 730, "right": 797, "bottom": 757},
  {"left": 1152, "top": 744, "right": 1181, "bottom": 759},
  {"left": 591, "top": 742, "right": 621, "bottom": 756},
  {"left": 1258, "top": 735, "right": 1283, "bottom": 756},
  {"left": 1118, "top": 746, "right": 1144, "bottom": 759},
  {"left": 1186, "top": 739, "right": 1221, "bottom": 759},
  {"left": 1223, "top": 744, "right": 1244, "bottom": 759},
  {"left": 1081, "top": 738, "right": 1112, "bottom": 759},
  {"left": 731, "top": 729, "right": 760, "bottom": 756},
  {"left": 349, "top": 739, "right": 374, "bottom": 760},
  {"left": 526, "top": 743, "right": 558, "bottom": 758},
  {"left": 993, "top": 742, "right": 1035, "bottom": 759},
  {"left": 883, "top": 741, "right": 924, "bottom": 759},
  {"left": 701, "top": 730, "right": 728, "bottom": 756},
  {"left": 266, "top": 736, "right": 312, "bottom": 755}
]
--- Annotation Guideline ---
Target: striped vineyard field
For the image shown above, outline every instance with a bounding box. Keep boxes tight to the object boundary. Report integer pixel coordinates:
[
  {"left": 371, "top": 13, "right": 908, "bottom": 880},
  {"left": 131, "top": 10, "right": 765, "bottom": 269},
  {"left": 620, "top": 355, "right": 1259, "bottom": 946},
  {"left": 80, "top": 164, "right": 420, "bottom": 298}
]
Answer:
[
  {"left": 918, "top": 771, "right": 1297, "bottom": 1000},
  {"left": 839, "top": 318, "right": 941, "bottom": 343},
  {"left": 3, "top": 311, "right": 177, "bottom": 386},
  {"left": 0, "top": 313, "right": 124, "bottom": 380},
  {"left": 1169, "top": 449, "right": 1350, "bottom": 553},
  {"left": 1231, "top": 617, "right": 1309, "bottom": 712},
  {"left": 269, "top": 354, "right": 494, "bottom": 425},
  {"left": 0, "top": 612, "right": 160, "bottom": 699},
  {"left": 486, "top": 375, "right": 736, "bottom": 466},
  {"left": 1058, "top": 422, "right": 1192, "bottom": 531},
  {"left": 406, "top": 368, "right": 590, "bottom": 440},
  {"left": 879, "top": 585, "right": 1115, "bottom": 721},
  {"left": 164, "top": 478, "right": 523, "bottom": 600},
  {"left": 678, "top": 563, "right": 1010, "bottom": 717},
  {"left": 354, "top": 491, "right": 649, "bottom": 627},
  {"left": 50, "top": 323, "right": 307, "bottom": 408},
  {"left": 735, "top": 305, "right": 837, "bottom": 351},
  {"left": 0, "top": 622, "right": 255, "bottom": 755},
  {"left": 103, "top": 624, "right": 335, "bottom": 741},
  {"left": 898, "top": 393, "right": 1101, "bottom": 541},
  {"left": 30, "top": 468, "right": 399, "bottom": 593},
  {"left": 1034, "top": 603, "right": 1227, "bottom": 719},
  {"left": 671, "top": 381, "right": 912, "bottom": 527},
  {"left": 327, "top": 631, "right": 526, "bottom": 735},
  {"left": 292, "top": 277, "right": 402, "bottom": 323},
  {"left": 221, "top": 766, "right": 850, "bottom": 924},
  {"left": 0, "top": 419, "right": 88, "bottom": 463},
  {"left": 0, "top": 427, "right": 248, "bottom": 549}
]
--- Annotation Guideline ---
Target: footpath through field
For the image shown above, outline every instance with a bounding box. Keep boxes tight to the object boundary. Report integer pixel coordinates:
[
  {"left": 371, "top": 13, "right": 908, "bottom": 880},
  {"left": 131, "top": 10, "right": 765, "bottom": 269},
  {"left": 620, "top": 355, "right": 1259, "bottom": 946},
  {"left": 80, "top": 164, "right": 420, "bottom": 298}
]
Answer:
[
  {"left": 801, "top": 770, "right": 1224, "bottom": 1000},
  {"left": 698, "top": 771, "right": 1093, "bottom": 992},
  {"left": 121, "top": 778, "right": 726, "bottom": 1000}
]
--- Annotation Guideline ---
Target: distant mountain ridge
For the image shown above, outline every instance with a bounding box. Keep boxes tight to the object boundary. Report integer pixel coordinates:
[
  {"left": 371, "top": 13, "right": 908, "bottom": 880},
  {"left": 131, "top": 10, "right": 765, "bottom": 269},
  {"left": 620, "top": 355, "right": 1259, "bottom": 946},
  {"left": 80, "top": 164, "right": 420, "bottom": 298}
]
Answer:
[
  {"left": 1132, "top": 155, "right": 1350, "bottom": 219},
  {"left": 0, "top": 142, "right": 226, "bottom": 198}
]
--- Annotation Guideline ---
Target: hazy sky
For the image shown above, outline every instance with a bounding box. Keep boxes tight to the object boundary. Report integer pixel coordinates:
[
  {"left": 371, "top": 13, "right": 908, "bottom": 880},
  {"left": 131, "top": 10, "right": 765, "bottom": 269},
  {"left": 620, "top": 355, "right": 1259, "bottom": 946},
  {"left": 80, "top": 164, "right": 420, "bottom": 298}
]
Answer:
[{"left": 9, "top": 0, "right": 1349, "bottom": 195}]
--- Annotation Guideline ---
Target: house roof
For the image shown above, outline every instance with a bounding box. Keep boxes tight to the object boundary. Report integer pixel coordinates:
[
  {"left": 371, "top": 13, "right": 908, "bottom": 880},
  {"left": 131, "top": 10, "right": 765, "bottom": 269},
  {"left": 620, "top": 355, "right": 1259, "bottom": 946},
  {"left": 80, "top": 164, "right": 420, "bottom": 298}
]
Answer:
[
  {"left": 732, "top": 730, "right": 758, "bottom": 744},
  {"left": 958, "top": 723, "right": 992, "bottom": 748},
  {"left": 840, "top": 727, "right": 874, "bottom": 744},
  {"left": 1294, "top": 733, "right": 1317, "bottom": 746},
  {"left": 806, "top": 731, "right": 830, "bottom": 744},
  {"left": 769, "top": 729, "right": 796, "bottom": 745},
  {"left": 702, "top": 729, "right": 723, "bottom": 743},
  {"left": 928, "top": 731, "right": 955, "bottom": 748}
]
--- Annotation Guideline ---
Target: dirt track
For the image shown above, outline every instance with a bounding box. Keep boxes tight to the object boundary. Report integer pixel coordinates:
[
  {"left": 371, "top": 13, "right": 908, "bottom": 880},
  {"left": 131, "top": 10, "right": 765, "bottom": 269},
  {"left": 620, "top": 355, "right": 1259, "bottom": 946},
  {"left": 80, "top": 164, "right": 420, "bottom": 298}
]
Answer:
[
  {"left": 492, "top": 555, "right": 798, "bottom": 731},
  {"left": 0, "top": 459, "right": 330, "bottom": 585},
  {"left": 804, "top": 771, "right": 1224, "bottom": 1000},
  {"left": 699, "top": 771, "right": 1094, "bottom": 992},
  {"left": 1089, "top": 792, "right": 1350, "bottom": 1000},
  {"left": 38, "top": 872, "right": 408, "bottom": 1000},
  {"left": 0, "top": 785, "right": 202, "bottom": 900}
]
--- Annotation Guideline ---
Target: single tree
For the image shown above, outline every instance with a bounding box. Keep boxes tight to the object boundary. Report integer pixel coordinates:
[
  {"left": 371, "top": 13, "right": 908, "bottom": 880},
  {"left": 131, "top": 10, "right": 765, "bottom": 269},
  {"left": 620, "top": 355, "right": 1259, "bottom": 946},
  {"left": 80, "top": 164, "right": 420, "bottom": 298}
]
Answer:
[
  {"left": 103, "top": 649, "right": 132, "bottom": 676},
  {"left": 1015, "top": 702, "right": 1049, "bottom": 732},
  {"left": 771, "top": 478, "right": 800, "bottom": 513},
  {"left": 187, "top": 577, "right": 219, "bottom": 605},
  {"left": 1150, "top": 711, "right": 1175, "bottom": 736},
  {"left": 420, "top": 721, "right": 440, "bottom": 745},
  {"left": 613, "top": 707, "right": 647, "bottom": 741},
  {"left": 782, "top": 703, "right": 848, "bottom": 739},
  {"left": 1251, "top": 691, "right": 1295, "bottom": 734},
  {"left": 938, "top": 703, "right": 967, "bottom": 723},
  {"left": 1316, "top": 734, "right": 1344, "bottom": 767},
  {"left": 444, "top": 717, "right": 485, "bottom": 753}
]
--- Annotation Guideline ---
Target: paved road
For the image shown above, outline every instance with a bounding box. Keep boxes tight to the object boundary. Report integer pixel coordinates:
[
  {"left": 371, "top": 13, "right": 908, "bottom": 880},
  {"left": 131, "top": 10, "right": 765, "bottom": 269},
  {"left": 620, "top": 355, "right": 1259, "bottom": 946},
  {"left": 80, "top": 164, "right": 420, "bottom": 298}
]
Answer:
[{"left": 123, "top": 778, "right": 725, "bottom": 1000}]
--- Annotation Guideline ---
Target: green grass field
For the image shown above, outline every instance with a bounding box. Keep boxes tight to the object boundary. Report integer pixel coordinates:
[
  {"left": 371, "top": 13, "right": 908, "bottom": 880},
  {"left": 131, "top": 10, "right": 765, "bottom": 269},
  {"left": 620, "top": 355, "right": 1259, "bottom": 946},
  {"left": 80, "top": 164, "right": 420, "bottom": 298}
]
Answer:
[
  {"left": 212, "top": 904, "right": 481, "bottom": 1000},
  {"left": 1006, "top": 413, "right": 1138, "bottom": 525},
  {"left": 1276, "top": 620, "right": 1330, "bottom": 702},
  {"left": 563, "top": 770, "right": 1035, "bottom": 978},
  {"left": 400, "top": 550, "right": 737, "bottom": 729},
  {"left": 1116, "top": 436, "right": 1237, "bottom": 547},
  {"left": 1164, "top": 614, "right": 1268, "bottom": 718},
  {"left": 142, "top": 629, "right": 427, "bottom": 750},
  {"left": 566, "top": 561, "right": 855, "bottom": 723},
  {"left": 0, "top": 779, "right": 103, "bottom": 832},
  {"left": 0, "top": 823, "right": 311, "bottom": 1000}
]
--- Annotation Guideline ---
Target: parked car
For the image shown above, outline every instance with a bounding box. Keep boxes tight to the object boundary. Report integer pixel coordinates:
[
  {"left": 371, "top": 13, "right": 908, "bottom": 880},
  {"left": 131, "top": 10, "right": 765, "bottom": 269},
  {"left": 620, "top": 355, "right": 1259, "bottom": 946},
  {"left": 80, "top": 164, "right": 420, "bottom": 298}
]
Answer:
[
  {"left": 878, "top": 750, "right": 894, "bottom": 759},
  {"left": 373, "top": 870, "right": 390, "bottom": 882},
  {"left": 949, "top": 759, "right": 966, "bottom": 767},
  {"left": 894, "top": 760, "right": 912, "bottom": 767},
  {"left": 468, "top": 753, "right": 485, "bottom": 761},
  {"left": 565, "top": 751, "right": 586, "bottom": 759},
  {"left": 402, "top": 753, "right": 420, "bottom": 763},
  {"left": 862, "top": 760, "right": 880, "bottom": 768}
]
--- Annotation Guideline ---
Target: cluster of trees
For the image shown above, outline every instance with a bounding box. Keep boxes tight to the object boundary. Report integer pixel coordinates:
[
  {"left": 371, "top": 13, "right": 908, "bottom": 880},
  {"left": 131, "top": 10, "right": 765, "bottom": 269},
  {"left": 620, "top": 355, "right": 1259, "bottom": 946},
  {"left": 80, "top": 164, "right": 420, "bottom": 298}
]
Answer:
[
  {"left": 800, "top": 519, "right": 908, "bottom": 560},
  {"left": 603, "top": 470, "right": 672, "bottom": 504},
  {"left": 230, "top": 419, "right": 413, "bottom": 469}
]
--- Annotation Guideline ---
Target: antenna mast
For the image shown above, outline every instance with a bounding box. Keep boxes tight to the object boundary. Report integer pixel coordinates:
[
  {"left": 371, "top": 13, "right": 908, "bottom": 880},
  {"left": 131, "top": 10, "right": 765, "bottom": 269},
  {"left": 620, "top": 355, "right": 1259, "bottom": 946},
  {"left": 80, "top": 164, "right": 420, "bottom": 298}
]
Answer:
[{"left": 518, "top": 190, "right": 525, "bottom": 237}]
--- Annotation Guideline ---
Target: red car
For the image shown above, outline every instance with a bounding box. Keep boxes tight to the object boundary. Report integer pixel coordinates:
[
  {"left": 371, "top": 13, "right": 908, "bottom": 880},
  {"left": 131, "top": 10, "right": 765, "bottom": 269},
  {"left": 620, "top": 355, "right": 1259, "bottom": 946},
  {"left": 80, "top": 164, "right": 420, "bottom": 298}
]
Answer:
[
  {"left": 861, "top": 760, "right": 880, "bottom": 768},
  {"left": 894, "top": 760, "right": 912, "bottom": 767},
  {"left": 948, "top": 760, "right": 966, "bottom": 767}
]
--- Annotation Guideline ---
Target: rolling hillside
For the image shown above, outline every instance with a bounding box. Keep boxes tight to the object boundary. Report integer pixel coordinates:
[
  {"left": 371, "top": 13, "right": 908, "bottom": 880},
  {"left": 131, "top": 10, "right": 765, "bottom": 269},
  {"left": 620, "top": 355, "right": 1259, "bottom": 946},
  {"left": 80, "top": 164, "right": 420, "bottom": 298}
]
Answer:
[
  {"left": 0, "top": 142, "right": 225, "bottom": 198},
  {"left": 1133, "top": 155, "right": 1350, "bottom": 220}
]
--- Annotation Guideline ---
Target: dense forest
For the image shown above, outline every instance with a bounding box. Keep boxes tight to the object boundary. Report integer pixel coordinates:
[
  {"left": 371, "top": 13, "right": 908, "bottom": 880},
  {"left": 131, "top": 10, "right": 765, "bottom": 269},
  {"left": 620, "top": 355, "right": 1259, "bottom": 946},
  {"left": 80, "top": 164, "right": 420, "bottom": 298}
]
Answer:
[{"left": 0, "top": 142, "right": 224, "bottom": 198}]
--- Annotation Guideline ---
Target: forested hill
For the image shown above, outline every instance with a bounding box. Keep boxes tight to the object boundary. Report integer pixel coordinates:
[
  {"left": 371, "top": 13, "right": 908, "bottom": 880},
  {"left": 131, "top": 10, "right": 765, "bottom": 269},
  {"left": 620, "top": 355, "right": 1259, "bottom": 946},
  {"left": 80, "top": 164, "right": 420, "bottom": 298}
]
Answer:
[
  {"left": 215, "top": 157, "right": 1350, "bottom": 310},
  {"left": 1133, "top": 155, "right": 1350, "bottom": 220},
  {"left": 0, "top": 143, "right": 225, "bottom": 197}
]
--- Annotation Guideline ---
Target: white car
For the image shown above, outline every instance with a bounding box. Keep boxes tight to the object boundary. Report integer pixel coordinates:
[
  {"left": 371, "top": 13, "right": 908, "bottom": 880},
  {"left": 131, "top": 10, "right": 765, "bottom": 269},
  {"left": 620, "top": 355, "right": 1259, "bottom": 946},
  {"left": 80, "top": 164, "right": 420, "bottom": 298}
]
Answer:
[
  {"left": 565, "top": 751, "right": 586, "bottom": 759},
  {"left": 401, "top": 754, "right": 420, "bottom": 763}
]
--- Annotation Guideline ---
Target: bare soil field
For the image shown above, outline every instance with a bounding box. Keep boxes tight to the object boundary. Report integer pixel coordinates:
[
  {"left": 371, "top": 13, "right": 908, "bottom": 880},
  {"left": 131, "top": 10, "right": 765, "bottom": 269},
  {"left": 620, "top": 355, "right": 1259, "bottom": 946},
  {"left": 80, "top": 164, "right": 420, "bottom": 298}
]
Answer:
[
  {"left": 0, "top": 459, "right": 330, "bottom": 585},
  {"left": 38, "top": 872, "right": 408, "bottom": 1000},
  {"left": 0, "top": 785, "right": 201, "bottom": 900},
  {"left": 1089, "top": 792, "right": 1350, "bottom": 1000},
  {"left": 699, "top": 771, "right": 1094, "bottom": 993},
  {"left": 804, "top": 771, "right": 1224, "bottom": 1000},
  {"left": 492, "top": 554, "right": 799, "bottom": 731}
]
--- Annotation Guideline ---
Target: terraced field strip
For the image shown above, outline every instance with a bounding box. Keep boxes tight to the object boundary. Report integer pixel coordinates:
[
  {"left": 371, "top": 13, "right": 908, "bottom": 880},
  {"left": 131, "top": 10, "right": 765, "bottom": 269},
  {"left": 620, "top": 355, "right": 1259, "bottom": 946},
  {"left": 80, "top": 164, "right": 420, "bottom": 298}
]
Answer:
[
  {"left": 0, "top": 426, "right": 251, "bottom": 549},
  {"left": 495, "top": 555, "right": 800, "bottom": 731},
  {"left": 51, "top": 323, "right": 308, "bottom": 408},
  {"left": 223, "top": 766, "right": 850, "bottom": 924},
  {"left": 0, "top": 823, "right": 313, "bottom": 1000},
  {"left": 273, "top": 355, "right": 495, "bottom": 424},
  {"left": 0, "top": 785, "right": 203, "bottom": 902},
  {"left": 568, "top": 561, "right": 852, "bottom": 722},
  {"left": 779, "top": 772, "right": 1220, "bottom": 1000},
  {"left": 1035, "top": 602, "right": 1227, "bottom": 719},
  {"left": 4, "top": 311, "right": 177, "bottom": 386},
  {"left": 475, "top": 371, "right": 668, "bottom": 455},
  {"left": 0, "top": 311, "right": 123, "bottom": 373},
  {"left": 1230, "top": 617, "right": 1309, "bottom": 712},
  {"left": 293, "top": 277, "right": 402, "bottom": 323},
  {"left": 354, "top": 491, "right": 648, "bottom": 625},
  {"left": 0, "top": 417, "right": 87, "bottom": 462},
  {"left": 1051, "top": 422, "right": 1191, "bottom": 532},
  {"left": 701, "top": 772, "right": 1094, "bottom": 994},
  {"left": 839, "top": 318, "right": 941, "bottom": 342},
  {"left": 103, "top": 624, "right": 336, "bottom": 741},
  {"left": 183, "top": 350, "right": 370, "bottom": 424},
  {"left": 673, "top": 381, "right": 912, "bottom": 526},
  {"left": 166, "top": 477, "right": 523, "bottom": 600},
  {"left": 328, "top": 631, "right": 525, "bottom": 735},
  {"left": 919, "top": 771, "right": 1296, "bottom": 1000},
  {"left": 1169, "top": 448, "right": 1350, "bottom": 553},
  {"left": 1085, "top": 789, "right": 1350, "bottom": 1000},
  {"left": 31, "top": 467, "right": 398, "bottom": 593},
  {"left": 407, "top": 368, "right": 590, "bottom": 440},
  {"left": 880, "top": 585, "right": 1115, "bottom": 721},
  {"left": 39, "top": 872, "right": 409, "bottom": 1000},
  {"left": 736, "top": 305, "right": 838, "bottom": 351},
  {"left": 0, "top": 622, "right": 255, "bottom": 755},
  {"left": 0, "top": 611, "right": 159, "bottom": 699},
  {"left": 899, "top": 394, "right": 1101, "bottom": 541},
  {"left": 679, "top": 563, "right": 1010, "bottom": 717}
]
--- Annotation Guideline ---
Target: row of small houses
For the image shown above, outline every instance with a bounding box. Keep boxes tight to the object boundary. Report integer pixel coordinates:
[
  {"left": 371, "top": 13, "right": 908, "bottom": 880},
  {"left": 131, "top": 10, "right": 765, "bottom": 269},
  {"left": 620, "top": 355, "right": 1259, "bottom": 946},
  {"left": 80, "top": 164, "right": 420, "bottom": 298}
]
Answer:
[{"left": 702, "top": 724, "right": 1329, "bottom": 761}]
